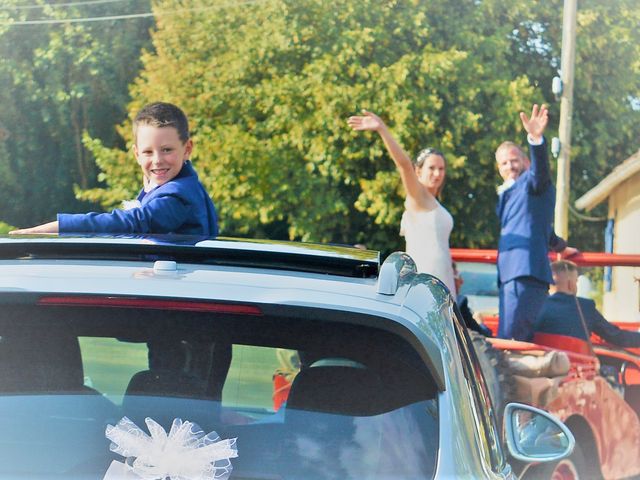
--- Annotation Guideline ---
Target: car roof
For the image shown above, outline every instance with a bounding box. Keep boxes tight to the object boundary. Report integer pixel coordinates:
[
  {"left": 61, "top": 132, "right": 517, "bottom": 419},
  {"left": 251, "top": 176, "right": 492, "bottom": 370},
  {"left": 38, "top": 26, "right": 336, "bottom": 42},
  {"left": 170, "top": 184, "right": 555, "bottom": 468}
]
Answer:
[
  {"left": 0, "top": 235, "right": 383, "bottom": 307},
  {"left": 0, "top": 235, "right": 448, "bottom": 389},
  {"left": 0, "top": 235, "right": 380, "bottom": 277}
]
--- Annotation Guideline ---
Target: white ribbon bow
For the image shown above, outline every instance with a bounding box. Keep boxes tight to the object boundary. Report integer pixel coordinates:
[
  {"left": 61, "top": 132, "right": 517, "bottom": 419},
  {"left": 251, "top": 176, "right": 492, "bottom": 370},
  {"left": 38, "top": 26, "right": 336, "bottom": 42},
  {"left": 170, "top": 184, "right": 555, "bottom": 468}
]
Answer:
[{"left": 104, "top": 417, "right": 238, "bottom": 480}]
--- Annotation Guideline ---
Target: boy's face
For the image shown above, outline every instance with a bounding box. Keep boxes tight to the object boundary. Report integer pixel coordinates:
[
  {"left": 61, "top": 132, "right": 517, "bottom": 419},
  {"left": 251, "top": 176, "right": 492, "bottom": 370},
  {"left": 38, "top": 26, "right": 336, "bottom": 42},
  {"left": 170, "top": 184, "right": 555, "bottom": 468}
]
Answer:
[{"left": 134, "top": 125, "right": 192, "bottom": 187}]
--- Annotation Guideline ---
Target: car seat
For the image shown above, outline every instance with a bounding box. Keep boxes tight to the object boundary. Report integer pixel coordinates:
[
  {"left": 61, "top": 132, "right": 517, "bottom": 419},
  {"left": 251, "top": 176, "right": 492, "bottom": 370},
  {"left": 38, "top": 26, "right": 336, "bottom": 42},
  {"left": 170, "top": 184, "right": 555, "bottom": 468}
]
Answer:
[
  {"left": 282, "top": 362, "right": 386, "bottom": 478},
  {"left": 533, "top": 332, "right": 593, "bottom": 356},
  {"left": 286, "top": 361, "right": 385, "bottom": 416},
  {"left": 0, "top": 332, "right": 117, "bottom": 476},
  {"left": 122, "top": 338, "right": 223, "bottom": 429},
  {"left": 0, "top": 332, "right": 93, "bottom": 394}
]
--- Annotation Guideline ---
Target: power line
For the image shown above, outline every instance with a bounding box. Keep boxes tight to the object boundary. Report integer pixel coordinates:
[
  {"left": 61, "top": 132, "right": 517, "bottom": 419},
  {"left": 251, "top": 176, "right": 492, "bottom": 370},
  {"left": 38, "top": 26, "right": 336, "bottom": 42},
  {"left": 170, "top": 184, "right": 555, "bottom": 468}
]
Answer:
[
  {"left": 1, "top": 0, "right": 271, "bottom": 25},
  {"left": 5, "top": 0, "right": 132, "bottom": 11},
  {"left": 3, "top": 10, "right": 153, "bottom": 24}
]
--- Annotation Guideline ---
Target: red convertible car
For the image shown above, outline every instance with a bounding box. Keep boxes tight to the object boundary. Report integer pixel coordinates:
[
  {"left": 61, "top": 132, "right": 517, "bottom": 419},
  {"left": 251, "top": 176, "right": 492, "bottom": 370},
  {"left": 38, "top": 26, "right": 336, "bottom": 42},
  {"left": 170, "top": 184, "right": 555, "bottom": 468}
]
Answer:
[{"left": 452, "top": 248, "right": 640, "bottom": 480}]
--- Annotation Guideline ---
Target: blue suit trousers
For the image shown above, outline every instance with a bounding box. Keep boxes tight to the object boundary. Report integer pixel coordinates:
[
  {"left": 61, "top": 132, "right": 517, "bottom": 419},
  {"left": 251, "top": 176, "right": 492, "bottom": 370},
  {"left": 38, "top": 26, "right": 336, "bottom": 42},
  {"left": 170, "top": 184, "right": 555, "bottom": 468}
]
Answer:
[{"left": 498, "top": 276, "right": 548, "bottom": 341}]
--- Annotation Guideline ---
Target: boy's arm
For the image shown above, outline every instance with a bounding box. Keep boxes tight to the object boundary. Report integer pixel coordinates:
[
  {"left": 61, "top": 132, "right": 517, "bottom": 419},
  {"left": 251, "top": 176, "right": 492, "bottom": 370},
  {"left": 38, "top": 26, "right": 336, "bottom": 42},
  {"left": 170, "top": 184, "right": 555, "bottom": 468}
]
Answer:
[
  {"left": 58, "top": 209, "right": 147, "bottom": 234},
  {"left": 458, "top": 296, "right": 492, "bottom": 337},
  {"left": 590, "top": 302, "right": 640, "bottom": 348},
  {"left": 58, "top": 194, "right": 191, "bottom": 234}
]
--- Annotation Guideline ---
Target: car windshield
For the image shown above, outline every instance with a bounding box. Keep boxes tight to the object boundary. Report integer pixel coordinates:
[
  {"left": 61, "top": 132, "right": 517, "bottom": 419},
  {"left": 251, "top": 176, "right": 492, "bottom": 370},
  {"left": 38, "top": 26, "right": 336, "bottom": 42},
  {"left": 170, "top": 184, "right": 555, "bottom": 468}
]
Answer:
[
  {"left": 457, "top": 260, "right": 639, "bottom": 326},
  {"left": 457, "top": 262, "right": 499, "bottom": 315},
  {"left": 0, "top": 299, "right": 439, "bottom": 479}
]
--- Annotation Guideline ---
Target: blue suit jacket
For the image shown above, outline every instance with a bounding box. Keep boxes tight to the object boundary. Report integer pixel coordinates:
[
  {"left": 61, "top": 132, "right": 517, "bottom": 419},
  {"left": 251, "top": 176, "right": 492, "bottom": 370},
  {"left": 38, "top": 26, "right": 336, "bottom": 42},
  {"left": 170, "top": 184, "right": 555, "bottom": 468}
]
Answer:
[
  {"left": 59, "top": 161, "right": 218, "bottom": 236},
  {"left": 535, "top": 293, "right": 640, "bottom": 348},
  {"left": 496, "top": 140, "right": 555, "bottom": 285}
]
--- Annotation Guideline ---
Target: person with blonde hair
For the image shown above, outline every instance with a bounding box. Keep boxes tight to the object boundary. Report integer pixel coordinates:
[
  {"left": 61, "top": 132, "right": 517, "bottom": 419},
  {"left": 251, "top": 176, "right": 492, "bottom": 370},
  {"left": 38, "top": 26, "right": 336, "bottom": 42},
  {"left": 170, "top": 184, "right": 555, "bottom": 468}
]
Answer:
[
  {"left": 534, "top": 260, "right": 640, "bottom": 347},
  {"left": 495, "top": 104, "right": 560, "bottom": 341}
]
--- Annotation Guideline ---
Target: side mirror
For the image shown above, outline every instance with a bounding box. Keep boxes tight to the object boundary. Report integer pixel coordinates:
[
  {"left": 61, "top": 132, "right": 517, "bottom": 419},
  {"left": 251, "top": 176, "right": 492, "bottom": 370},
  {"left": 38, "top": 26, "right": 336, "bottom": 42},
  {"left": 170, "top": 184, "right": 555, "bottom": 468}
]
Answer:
[{"left": 504, "top": 402, "right": 575, "bottom": 463}]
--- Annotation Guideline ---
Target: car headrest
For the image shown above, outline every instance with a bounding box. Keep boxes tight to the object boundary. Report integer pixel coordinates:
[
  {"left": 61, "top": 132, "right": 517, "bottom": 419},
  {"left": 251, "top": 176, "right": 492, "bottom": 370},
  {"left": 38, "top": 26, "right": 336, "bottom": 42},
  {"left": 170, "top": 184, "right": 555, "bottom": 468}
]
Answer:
[
  {"left": 124, "top": 369, "right": 208, "bottom": 399},
  {"left": 0, "top": 333, "right": 85, "bottom": 393},
  {"left": 286, "top": 364, "right": 387, "bottom": 417}
]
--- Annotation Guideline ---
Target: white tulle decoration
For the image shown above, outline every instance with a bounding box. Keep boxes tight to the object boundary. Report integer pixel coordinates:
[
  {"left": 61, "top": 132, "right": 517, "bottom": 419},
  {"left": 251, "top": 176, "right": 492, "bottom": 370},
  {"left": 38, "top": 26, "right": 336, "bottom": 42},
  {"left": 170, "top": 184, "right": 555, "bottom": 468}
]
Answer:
[{"left": 104, "top": 417, "right": 238, "bottom": 480}]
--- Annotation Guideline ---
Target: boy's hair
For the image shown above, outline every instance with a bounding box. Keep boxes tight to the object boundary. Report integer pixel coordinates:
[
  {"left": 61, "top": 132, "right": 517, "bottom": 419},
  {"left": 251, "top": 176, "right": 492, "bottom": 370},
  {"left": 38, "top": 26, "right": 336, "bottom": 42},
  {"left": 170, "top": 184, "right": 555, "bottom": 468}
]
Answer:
[
  {"left": 551, "top": 260, "right": 578, "bottom": 275},
  {"left": 133, "top": 102, "right": 190, "bottom": 143}
]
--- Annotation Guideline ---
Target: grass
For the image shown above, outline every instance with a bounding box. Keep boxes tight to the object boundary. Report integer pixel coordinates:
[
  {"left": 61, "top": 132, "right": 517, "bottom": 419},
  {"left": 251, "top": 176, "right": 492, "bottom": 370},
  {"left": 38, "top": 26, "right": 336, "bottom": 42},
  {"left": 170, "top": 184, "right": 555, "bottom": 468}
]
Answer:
[
  {"left": 0, "top": 222, "right": 15, "bottom": 234},
  {"left": 79, "top": 338, "right": 288, "bottom": 411}
]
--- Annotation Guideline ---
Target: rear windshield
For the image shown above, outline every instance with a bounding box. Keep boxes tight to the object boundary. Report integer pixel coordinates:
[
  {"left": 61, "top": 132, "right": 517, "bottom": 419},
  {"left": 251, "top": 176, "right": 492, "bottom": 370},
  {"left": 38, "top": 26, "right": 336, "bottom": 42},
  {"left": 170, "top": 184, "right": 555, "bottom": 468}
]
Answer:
[{"left": 0, "top": 300, "right": 439, "bottom": 479}]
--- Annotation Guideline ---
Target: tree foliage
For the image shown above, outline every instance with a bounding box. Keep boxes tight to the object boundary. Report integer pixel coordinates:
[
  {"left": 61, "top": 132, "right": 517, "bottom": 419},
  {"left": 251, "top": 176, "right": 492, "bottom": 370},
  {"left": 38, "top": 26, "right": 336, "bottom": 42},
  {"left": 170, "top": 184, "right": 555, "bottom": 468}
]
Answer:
[
  {"left": 3, "top": 0, "right": 638, "bottom": 254},
  {"left": 502, "top": 0, "right": 640, "bottom": 250},
  {"left": 85, "top": 0, "right": 539, "bottom": 251},
  {"left": 0, "top": 0, "right": 152, "bottom": 227}
]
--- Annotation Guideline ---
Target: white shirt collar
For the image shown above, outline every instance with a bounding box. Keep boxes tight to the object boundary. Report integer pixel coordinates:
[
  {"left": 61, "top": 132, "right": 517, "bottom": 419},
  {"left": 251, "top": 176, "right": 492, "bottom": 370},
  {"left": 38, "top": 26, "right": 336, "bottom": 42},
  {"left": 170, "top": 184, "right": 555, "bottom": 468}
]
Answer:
[{"left": 496, "top": 178, "right": 515, "bottom": 195}]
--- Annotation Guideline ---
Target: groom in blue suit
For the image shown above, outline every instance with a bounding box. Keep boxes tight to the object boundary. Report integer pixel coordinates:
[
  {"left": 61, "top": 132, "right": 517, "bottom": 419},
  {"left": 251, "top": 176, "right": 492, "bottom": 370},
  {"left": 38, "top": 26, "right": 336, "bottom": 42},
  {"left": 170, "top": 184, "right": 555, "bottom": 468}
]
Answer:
[{"left": 496, "top": 104, "right": 558, "bottom": 341}]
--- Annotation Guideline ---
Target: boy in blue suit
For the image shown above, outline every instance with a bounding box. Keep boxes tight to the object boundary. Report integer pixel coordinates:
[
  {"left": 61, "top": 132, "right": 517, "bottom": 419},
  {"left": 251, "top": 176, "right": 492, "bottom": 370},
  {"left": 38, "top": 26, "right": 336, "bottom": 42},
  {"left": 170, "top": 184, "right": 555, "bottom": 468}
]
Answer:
[
  {"left": 495, "top": 104, "right": 557, "bottom": 341},
  {"left": 535, "top": 260, "right": 640, "bottom": 348},
  {"left": 11, "top": 102, "right": 218, "bottom": 237}
]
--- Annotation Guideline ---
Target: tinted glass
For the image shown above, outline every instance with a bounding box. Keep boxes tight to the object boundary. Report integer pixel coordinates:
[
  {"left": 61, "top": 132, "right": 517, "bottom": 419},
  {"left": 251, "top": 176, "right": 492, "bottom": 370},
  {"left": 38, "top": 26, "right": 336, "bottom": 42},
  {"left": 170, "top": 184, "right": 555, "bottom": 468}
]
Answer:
[
  {"left": 457, "top": 262, "right": 499, "bottom": 315},
  {"left": 0, "top": 302, "right": 439, "bottom": 479},
  {"left": 509, "top": 408, "right": 571, "bottom": 458},
  {"left": 451, "top": 309, "right": 506, "bottom": 472}
]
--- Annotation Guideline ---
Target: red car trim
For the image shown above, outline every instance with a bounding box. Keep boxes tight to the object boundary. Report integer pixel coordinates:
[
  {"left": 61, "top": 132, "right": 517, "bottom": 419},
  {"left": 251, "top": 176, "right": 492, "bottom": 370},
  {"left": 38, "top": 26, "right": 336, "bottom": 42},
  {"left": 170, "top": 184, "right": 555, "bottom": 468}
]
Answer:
[
  {"left": 37, "top": 295, "right": 263, "bottom": 315},
  {"left": 451, "top": 248, "right": 640, "bottom": 267}
]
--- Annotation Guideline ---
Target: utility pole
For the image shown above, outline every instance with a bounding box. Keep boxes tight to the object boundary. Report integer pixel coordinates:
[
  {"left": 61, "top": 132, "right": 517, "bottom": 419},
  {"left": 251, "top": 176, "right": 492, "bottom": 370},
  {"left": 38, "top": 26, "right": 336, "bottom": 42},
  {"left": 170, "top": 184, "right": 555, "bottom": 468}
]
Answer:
[{"left": 555, "top": 0, "right": 578, "bottom": 239}]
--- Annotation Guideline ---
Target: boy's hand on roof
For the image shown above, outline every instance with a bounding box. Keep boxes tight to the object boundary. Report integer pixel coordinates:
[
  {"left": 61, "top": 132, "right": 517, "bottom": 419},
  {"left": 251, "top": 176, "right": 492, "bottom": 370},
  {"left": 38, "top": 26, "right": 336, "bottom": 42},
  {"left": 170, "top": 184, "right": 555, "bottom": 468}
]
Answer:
[{"left": 8, "top": 221, "right": 59, "bottom": 234}]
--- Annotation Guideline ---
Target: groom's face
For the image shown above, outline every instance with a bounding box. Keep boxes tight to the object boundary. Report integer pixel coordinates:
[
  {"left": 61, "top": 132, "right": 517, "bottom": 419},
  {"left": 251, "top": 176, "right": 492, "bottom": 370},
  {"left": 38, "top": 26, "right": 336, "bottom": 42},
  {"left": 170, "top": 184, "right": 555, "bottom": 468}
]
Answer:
[{"left": 496, "top": 146, "right": 525, "bottom": 181}]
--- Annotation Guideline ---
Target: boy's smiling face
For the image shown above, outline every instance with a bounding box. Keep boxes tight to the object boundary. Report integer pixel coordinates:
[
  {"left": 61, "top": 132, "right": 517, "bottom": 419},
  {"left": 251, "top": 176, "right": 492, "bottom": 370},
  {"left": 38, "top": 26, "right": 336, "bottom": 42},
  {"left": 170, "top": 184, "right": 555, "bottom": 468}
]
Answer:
[{"left": 134, "top": 124, "right": 192, "bottom": 187}]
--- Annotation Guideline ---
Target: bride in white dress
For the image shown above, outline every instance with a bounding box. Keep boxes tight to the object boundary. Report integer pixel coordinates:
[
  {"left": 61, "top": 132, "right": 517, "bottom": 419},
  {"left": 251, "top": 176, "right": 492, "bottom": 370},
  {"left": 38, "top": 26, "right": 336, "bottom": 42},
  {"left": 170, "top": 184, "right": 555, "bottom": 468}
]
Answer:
[{"left": 347, "top": 110, "right": 455, "bottom": 296}]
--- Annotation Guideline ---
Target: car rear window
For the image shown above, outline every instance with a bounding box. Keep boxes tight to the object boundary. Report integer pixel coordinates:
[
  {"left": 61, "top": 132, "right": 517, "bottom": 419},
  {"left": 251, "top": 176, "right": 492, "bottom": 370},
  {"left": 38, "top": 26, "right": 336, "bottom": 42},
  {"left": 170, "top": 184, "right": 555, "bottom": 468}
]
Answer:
[{"left": 0, "top": 301, "right": 439, "bottom": 479}]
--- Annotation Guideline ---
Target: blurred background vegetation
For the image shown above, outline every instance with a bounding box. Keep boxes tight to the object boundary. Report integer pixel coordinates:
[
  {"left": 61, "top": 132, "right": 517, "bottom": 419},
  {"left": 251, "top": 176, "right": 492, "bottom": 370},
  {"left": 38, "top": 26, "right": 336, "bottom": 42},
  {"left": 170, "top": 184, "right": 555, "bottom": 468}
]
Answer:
[{"left": 1, "top": 0, "right": 638, "bottom": 255}]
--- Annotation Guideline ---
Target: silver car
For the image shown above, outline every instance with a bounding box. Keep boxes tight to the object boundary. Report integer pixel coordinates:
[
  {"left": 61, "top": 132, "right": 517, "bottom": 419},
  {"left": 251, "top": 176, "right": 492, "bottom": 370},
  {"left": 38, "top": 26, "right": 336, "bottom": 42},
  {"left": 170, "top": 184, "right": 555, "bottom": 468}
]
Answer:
[{"left": 0, "top": 236, "right": 572, "bottom": 479}]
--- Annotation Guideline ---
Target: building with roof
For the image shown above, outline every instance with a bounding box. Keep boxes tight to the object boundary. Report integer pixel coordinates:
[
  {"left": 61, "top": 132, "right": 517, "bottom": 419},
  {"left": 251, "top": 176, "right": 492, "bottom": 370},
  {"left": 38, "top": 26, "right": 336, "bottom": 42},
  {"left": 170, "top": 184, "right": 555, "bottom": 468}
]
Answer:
[{"left": 575, "top": 151, "right": 640, "bottom": 322}]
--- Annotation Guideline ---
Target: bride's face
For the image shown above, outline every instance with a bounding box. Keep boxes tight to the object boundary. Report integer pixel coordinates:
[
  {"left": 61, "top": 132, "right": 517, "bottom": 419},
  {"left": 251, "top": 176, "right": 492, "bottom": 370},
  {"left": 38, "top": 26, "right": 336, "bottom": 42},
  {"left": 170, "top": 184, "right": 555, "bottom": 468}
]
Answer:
[{"left": 417, "top": 154, "right": 446, "bottom": 194}]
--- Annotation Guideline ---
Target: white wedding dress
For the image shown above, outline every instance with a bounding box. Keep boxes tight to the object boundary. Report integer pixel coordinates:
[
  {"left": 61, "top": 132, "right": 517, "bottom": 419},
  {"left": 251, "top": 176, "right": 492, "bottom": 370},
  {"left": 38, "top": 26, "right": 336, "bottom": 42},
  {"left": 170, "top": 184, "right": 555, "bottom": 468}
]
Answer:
[{"left": 400, "top": 201, "right": 455, "bottom": 296}]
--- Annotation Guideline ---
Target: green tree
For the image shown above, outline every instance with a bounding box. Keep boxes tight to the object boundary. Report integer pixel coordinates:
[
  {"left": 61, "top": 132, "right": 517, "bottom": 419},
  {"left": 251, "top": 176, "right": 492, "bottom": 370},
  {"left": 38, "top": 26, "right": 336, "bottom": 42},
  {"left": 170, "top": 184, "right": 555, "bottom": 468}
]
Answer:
[
  {"left": 0, "top": 0, "right": 152, "bottom": 227},
  {"left": 501, "top": 0, "right": 640, "bottom": 250},
  {"left": 83, "top": 0, "right": 639, "bottom": 253},
  {"left": 84, "top": 0, "right": 537, "bottom": 251},
  {"left": 566, "top": 1, "right": 640, "bottom": 250}
]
